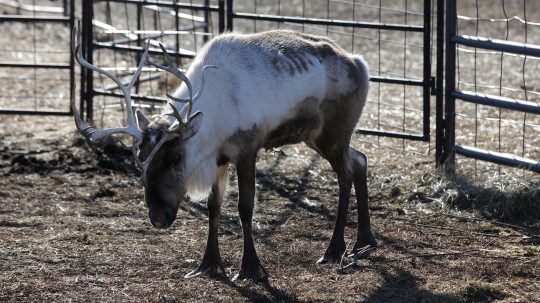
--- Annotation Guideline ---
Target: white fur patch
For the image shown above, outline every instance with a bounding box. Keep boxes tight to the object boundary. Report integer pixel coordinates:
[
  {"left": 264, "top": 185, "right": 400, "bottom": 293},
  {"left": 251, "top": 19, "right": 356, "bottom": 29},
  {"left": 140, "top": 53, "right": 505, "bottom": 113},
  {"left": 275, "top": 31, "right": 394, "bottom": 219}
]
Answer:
[{"left": 185, "top": 159, "right": 217, "bottom": 202}]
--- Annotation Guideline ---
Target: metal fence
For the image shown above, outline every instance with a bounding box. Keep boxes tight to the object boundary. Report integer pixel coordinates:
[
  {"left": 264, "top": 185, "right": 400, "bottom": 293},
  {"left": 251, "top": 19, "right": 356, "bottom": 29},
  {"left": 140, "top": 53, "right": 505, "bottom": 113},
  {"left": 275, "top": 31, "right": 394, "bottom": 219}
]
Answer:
[
  {"left": 80, "top": 0, "right": 225, "bottom": 123},
  {"left": 0, "top": 0, "right": 75, "bottom": 115},
  {"left": 226, "top": 0, "right": 433, "bottom": 144},
  {"left": 2, "top": 0, "right": 540, "bottom": 175},
  {"left": 441, "top": 0, "right": 540, "bottom": 173}
]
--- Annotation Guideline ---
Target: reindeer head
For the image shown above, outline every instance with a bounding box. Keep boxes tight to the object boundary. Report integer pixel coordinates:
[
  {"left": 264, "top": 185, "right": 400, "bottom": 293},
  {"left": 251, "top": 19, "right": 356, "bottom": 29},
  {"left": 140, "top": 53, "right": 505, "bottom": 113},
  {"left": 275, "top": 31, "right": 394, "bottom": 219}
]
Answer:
[
  {"left": 133, "top": 108, "right": 203, "bottom": 229},
  {"left": 71, "top": 26, "right": 214, "bottom": 229}
]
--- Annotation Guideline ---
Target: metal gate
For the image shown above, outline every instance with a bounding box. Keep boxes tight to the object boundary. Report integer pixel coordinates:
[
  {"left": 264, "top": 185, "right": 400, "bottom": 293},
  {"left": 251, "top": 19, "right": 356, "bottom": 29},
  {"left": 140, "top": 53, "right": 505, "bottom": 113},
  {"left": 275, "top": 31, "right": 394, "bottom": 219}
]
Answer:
[
  {"left": 0, "top": 0, "right": 75, "bottom": 116},
  {"left": 226, "top": 0, "right": 433, "bottom": 143},
  {"left": 441, "top": 0, "right": 540, "bottom": 173}
]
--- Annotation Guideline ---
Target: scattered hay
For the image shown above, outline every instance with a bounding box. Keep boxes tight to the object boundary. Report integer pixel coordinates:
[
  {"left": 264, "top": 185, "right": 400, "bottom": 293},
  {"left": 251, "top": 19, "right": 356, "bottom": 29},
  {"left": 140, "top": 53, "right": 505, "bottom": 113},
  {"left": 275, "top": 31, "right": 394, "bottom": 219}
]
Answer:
[
  {"left": 455, "top": 281, "right": 507, "bottom": 303},
  {"left": 442, "top": 173, "right": 540, "bottom": 223}
]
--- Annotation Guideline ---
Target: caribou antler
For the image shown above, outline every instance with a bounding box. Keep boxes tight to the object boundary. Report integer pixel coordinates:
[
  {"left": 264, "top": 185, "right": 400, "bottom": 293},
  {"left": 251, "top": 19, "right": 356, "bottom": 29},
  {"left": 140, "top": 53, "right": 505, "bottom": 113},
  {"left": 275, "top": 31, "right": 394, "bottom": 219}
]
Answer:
[
  {"left": 71, "top": 23, "right": 215, "bottom": 176},
  {"left": 71, "top": 24, "right": 145, "bottom": 145}
]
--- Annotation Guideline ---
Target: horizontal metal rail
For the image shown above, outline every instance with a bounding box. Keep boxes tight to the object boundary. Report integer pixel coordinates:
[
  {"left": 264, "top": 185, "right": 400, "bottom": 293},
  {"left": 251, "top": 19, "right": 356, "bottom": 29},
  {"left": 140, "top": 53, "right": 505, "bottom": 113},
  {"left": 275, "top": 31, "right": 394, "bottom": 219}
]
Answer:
[
  {"left": 93, "top": 89, "right": 167, "bottom": 103},
  {"left": 454, "top": 145, "right": 540, "bottom": 173},
  {"left": 370, "top": 76, "right": 424, "bottom": 86},
  {"left": 0, "top": 0, "right": 64, "bottom": 13},
  {"left": 230, "top": 12, "right": 424, "bottom": 32},
  {"left": 93, "top": 42, "right": 196, "bottom": 58},
  {"left": 0, "top": 109, "right": 71, "bottom": 116},
  {"left": 92, "top": 20, "right": 211, "bottom": 46},
  {"left": 0, "top": 15, "right": 70, "bottom": 23},
  {"left": 103, "top": 73, "right": 162, "bottom": 91},
  {"left": 453, "top": 90, "right": 540, "bottom": 115},
  {"left": 452, "top": 35, "right": 540, "bottom": 58},
  {"left": 93, "top": 0, "right": 222, "bottom": 12},
  {"left": 355, "top": 128, "right": 427, "bottom": 141},
  {"left": 142, "top": 4, "right": 205, "bottom": 22},
  {"left": 0, "top": 62, "right": 71, "bottom": 69}
]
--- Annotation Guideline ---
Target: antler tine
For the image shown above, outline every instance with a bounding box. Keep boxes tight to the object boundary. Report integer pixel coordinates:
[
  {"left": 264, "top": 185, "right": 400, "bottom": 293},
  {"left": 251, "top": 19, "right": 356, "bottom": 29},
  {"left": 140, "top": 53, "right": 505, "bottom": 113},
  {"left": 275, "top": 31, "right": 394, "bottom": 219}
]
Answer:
[
  {"left": 164, "top": 64, "right": 217, "bottom": 124},
  {"left": 71, "top": 24, "right": 144, "bottom": 145},
  {"left": 166, "top": 93, "right": 191, "bottom": 123},
  {"left": 132, "top": 144, "right": 144, "bottom": 170},
  {"left": 147, "top": 43, "right": 193, "bottom": 100},
  {"left": 186, "top": 65, "right": 217, "bottom": 102},
  {"left": 127, "top": 40, "right": 151, "bottom": 93},
  {"left": 147, "top": 43, "right": 218, "bottom": 124},
  {"left": 70, "top": 83, "right": 143, "bottom": 144},
  {"left": 72, "top": 26, "right": 130, "bottom": 102},
  {"left": 165, "top": 65, "right": 217, "bottom": 104},
  {"left": 166, "top": 103, "right": 188, "bottom": 129},
  {"left": 70, "top": 83, "right": 93, "bottom": 135}
]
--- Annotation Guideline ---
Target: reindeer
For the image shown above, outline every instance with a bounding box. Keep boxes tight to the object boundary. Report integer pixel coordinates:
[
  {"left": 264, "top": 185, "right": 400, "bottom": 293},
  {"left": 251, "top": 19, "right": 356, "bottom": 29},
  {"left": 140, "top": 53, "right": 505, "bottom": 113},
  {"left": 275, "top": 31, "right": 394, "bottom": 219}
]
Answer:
[{"left": 71, "top": 27, "right": 376, "bottom": 281}]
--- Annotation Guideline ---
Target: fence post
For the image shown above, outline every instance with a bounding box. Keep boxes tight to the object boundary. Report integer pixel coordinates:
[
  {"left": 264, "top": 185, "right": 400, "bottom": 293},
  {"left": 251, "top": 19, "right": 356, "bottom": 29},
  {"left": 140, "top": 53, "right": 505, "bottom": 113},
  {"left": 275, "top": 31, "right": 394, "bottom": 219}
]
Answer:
[
  {"left": 443, "top": 0, "right": 457, "bottom": 173},
  {"left": 422, "top": 0, "right": 431, "bottom": 142},
  {"left": 435, "top": 0, "right": 445, "bottom": 166},
  {"left": 81, "top": 0, "right": 94, "bottom": 121},
  {"left": 69, "top": 0, "right": 75, "bottom": 115},
  {"left": 226, "top": 0, "right": 233, "bottom": 31},
  {"left": 218, "top": 0, "right": 225, "bottom": 33}
]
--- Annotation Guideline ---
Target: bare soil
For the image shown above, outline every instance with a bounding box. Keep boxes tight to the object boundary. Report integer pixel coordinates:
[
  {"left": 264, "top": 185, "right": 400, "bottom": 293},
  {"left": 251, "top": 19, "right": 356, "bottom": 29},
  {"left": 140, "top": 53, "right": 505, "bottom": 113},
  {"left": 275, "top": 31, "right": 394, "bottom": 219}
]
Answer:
[{"left": 0, "top": 115, "right": 538, "bottom": 303}]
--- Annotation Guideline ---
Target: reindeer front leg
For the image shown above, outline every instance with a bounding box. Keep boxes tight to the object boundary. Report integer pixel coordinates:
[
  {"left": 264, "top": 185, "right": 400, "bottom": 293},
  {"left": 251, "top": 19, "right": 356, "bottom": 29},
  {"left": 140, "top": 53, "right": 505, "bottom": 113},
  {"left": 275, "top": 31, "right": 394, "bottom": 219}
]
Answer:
[
  {"left": 185, "top": 165, "right": 228, "bottom": 278},
  {"left": 232, "top": 153, "right": 268, "bottom": 282}
]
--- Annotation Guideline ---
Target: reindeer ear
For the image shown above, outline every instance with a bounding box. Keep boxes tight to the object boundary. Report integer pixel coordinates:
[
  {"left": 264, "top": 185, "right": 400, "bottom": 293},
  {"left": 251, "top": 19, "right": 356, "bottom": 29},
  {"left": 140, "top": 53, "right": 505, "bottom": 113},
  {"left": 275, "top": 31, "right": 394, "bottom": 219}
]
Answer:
[
  {"left": 135, "top": 109, "right": 150, "bottom": 131},
  {"left": 182, "top": 111, "right": 203, "bottom": 140}
]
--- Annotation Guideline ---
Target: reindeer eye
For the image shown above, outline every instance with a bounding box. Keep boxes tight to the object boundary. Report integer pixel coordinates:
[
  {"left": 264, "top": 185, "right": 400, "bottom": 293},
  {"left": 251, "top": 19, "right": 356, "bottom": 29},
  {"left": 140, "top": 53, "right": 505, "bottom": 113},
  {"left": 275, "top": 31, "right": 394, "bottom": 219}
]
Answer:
[{"left": 172, "top": 155, "right": 183, "bottom": 167}]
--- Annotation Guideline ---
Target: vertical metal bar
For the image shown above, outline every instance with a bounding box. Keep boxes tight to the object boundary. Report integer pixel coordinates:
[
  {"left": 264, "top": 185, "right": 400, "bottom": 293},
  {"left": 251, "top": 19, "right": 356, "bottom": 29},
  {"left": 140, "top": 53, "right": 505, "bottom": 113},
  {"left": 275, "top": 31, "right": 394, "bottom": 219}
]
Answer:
[
  {"left": 422, "top": 0, "right": 431, "bottom": 142},
  {"left": 82, "top": 0, "right": 94, "bottom": 121},
  {"left": 80, "top": 1, "right": 88, "bottom": 120},
  {"left": 203, "top": 0, "right": 210, "bottom": 43},
  {"left": 63, "top": 0, "right": 68, "bottom": 17},
  {"left": 435, "top": 0, "right": 445, "bottom": 166},
  {"left": 174, "top": 0, "right": 180, "bottom": 66},
  {"left": 69, "top": 0, "right": 75, "bottom": 115},
  {"left": 226, "top": 0, "right": 233, "bottom": 31},
  {"left": 443, "top": 0, "right": 457, "bottom": 171},
  {"left": 253, "top": 0, "right": 257, "bottom": 32},
  {"left": 135, "top": 3, "right": 142, "bottom": 94},
  {"left": 218, "top": 0, "right": 225, "bottom": 33}
]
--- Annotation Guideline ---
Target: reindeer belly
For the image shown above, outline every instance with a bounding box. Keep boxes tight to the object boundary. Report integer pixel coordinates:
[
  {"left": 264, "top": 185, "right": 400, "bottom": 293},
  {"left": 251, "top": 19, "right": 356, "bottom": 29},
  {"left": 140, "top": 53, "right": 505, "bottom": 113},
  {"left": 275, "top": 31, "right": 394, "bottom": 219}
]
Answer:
[
  {"left": 263, "top": 96, "right": 321, "bottom": 149},
  {"left": 219, "top": 96, "right": 322, "bottom": 162}
]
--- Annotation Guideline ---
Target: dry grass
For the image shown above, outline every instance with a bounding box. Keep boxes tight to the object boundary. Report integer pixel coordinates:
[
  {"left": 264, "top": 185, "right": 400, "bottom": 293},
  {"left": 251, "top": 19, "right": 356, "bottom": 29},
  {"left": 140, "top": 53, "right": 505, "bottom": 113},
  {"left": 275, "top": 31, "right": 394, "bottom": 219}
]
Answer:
[
  {"left": 1, "top": 1, "right": 540, "bottom": 302},
  {"left": 0, "top": 116, "right": 539, "bottom": 302}
]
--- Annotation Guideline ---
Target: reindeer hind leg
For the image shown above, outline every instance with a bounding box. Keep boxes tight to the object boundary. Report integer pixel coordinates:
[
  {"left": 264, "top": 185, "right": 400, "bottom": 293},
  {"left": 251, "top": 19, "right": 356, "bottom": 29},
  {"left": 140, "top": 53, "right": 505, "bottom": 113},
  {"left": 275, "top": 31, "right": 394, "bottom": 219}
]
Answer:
[
  {"left": 316, "top": 148, "right": 354, "bottom": 264},
  {"left": 349, "top": 146, "right": 377, "bottom": 255}
]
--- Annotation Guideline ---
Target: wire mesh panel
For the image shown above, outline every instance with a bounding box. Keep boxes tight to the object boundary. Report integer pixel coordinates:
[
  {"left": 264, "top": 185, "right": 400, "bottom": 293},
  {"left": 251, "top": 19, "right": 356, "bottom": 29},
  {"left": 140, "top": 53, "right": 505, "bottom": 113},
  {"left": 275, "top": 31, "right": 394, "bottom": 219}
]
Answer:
[
  {"left": 444, "top": 0, "right": 540, "bottom": 174},
  {"left": 82, "top": 0, "right": 224, "bottom": 126},
  {"left": 0, "top": 0, "right": 75, "bottom": 115},
  {"left": 226, "top": 0, "right": 433, "bottom": 158}
]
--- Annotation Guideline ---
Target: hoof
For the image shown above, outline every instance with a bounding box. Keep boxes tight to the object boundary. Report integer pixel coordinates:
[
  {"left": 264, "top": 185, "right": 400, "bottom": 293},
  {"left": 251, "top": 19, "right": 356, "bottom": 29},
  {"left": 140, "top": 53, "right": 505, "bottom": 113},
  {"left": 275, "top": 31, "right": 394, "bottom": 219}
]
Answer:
[
  {"left": 231, "top": 272, "right": 268, "bottom": 283},
  {"left": 232, "top": 264, "right": 268, "bottom": 282},
  {"left": 318, "top": 241, "right": 346, "bottom": 264},
  {"left": 316, "top": 253, "right": 343, "bottom": 265},
  {"left": 316, "top": 256, "right": 329, "bottom": 265},
  {"left": 184, "top": 262, "right": 226, "bottom": 279}
]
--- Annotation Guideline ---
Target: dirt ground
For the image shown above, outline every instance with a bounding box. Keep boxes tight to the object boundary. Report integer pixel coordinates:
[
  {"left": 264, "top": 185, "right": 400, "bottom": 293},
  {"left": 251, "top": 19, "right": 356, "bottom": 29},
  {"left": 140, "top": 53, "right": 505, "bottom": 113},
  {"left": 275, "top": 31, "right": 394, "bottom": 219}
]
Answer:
[
  {"left": 1, "top": 1, "right": 540, "bottom": 302},
  {"left": 0, "top": 115, "right": 538, "bottom": 303}
]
